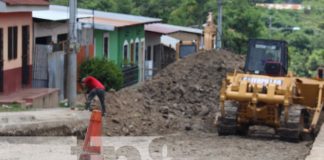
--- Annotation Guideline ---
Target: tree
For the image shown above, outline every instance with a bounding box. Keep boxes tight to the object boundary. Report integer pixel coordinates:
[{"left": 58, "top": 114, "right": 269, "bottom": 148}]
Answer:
[
  {"left": 287, "top": 32, "right": 312, "bottom": 52},
  {"left": 222, "top": 1, "right": 265, "bottom": 54},
  {"left": 168, "top": 0, "right": 198, "bottom": 26},
  {"left": 79, "top": 59, "right": 124, "bottom": 90},
  {"left": 306, "top": 49, "right": 324, "bottom": 76},
  {"left": 289, "top": 47, "right": 310, "bottom": 76}
]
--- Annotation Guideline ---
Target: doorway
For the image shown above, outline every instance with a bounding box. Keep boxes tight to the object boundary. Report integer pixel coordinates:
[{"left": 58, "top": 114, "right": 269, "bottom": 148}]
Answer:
[
  {"left": 22, "top": 25, "right": 30, "bottom": 86},
  {"left": 0, "top": 28, "right": 3, "bottom": 92}
]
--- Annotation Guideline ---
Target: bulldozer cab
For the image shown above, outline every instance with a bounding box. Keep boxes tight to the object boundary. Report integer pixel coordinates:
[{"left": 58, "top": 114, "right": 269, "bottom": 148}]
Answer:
[{"left": 244, "top": 39, "right": 288, "bottom": 76}]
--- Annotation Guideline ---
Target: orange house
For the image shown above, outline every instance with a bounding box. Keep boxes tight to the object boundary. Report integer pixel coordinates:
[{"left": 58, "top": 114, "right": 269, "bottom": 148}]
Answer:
[{"left": 0, "top": 0, "right": 49, "bottom": 94}]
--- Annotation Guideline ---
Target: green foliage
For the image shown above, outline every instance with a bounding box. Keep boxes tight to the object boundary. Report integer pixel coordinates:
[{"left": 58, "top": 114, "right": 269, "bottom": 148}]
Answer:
[
  {"left": 223, "top": 1, "right": 265, "bottom": 53},
  {"left": 289, "top": 47, "right": 310, "bottom": 77},
  {"left": 50, "top": 0, "right": 68, "bottom": 5},
  {"left": 287, "top": 32, "right": 312, "bottom": 51},
  {"left": 168, "top": 0, "right": 199, "bottom": 26},
  {"left": 0, "top": 103, "right": 26, "bottom": 112},
  {"left": 289, "top": 48, "right": 324, "bottom": 77},
  {"left": 306, "top": 49, "right": 324, "bottom": 76},
  {"left": 79, "top": 59, "right": 124, "bottom": 91}
]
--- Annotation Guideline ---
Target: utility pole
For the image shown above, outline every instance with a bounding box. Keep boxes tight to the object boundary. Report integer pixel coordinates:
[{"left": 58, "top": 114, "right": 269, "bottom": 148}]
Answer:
[
  {"left": 269, "top": 16, "right": 272, "bottom": 39},
  {"left": 67, "top": 0, "right": 77, "bottom": 107},
  {"left": 216, "top": 0, "right": 222, "bottom": 49}
]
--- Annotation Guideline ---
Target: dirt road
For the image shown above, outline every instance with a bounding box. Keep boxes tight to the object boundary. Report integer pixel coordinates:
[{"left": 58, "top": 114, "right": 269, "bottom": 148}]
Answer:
[
  {"left": 77, "top": 130, "right": 312, "bottom": 160},
  {"left": 147, "top": 131, "right": 311, "bottom": 160}
]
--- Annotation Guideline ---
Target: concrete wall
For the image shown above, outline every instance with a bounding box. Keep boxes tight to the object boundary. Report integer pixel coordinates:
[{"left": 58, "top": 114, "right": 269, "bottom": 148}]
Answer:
[
  {"left": 118, "top": 25, "right": 145, "bottom": 81},
  {"left": 168, "top": 32, "right": 202, "bottom": 49},
  {"left": 145, "top": 31, "right": 161, "bottom": 61},
  {"left": 0, "top": 12, "right": 33, "bottom": 70},
  {"left": 34, "top": 21, "right": 68, "bottom": 44},
  {"left": 0, "top": 12, "right": 33, "bottom": 94},
  {"left": 94, "top": 25, "right": 146, "bottom": 81},
  {"left": 94, "top": 29, "right": 119, "bottom": 65}
]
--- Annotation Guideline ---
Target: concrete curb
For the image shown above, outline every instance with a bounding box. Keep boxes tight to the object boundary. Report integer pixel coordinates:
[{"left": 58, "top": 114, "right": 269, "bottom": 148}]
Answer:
[
  {"left": 0, "top": 108, "right": 91, "bottom": 136},
  {"left": 305, "top": 125, "right": 324, "bottom": 160}
]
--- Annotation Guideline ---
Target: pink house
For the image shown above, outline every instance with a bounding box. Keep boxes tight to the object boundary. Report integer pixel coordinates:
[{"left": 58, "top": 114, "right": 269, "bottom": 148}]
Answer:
[{"left": 0, "top": 0, "right": 49, "bottom": 94}]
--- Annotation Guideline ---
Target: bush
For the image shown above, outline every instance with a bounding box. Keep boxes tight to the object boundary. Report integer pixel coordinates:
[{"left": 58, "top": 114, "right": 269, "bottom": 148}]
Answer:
[{"left": 79, "top": 59, "right": 124, "bottom": 91}]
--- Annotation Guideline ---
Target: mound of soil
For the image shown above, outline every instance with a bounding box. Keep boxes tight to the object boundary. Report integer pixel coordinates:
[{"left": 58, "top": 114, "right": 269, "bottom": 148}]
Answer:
[{"left": 101, "top": 49, "right": 245, "bottom": 136}]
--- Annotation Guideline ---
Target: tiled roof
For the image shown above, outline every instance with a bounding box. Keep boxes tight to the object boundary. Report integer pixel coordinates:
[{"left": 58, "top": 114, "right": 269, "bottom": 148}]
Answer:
[
  {"left": 145, "top": 23, "right": 203, "bottom": 35},
  {"left": 1, "top": 0, "right": 49, "bottom": 6}
]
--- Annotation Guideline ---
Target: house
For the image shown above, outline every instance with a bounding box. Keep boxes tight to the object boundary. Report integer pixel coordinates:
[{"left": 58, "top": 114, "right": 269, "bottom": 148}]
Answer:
[
  {"left": 77, "top": 7, "right": 161, "bottom": 85},
  {"left": 144, "top": 23, "right": 203, "bottom": 79},
  {"left": 0, "top": 0, "right": 49, "bottom": 94},
  {"left": 33, "top": 5, "right": 161, "bottom": 88},
  {"left": 32, "top": 5, "right": 94, "bottom": 98}
]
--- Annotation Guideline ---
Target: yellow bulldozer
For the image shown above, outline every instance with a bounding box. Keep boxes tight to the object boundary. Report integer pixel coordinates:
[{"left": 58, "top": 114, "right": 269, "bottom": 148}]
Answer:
[{"left": 216, "top": 39, "right": 324, "bottom": 141}]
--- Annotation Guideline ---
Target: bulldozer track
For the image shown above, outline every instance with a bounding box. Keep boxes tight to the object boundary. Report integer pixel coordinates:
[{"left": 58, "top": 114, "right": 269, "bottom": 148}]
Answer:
[
  {"left": 277, "top": 105, "right": 304, "bottom": 142},
  {"left": 217, "top": 103, "right": 238, "bottom": 135}
]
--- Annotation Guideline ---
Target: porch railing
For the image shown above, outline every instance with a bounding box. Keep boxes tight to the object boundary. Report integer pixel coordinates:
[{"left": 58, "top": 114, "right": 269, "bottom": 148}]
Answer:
[{"left": 122, "top": 65, "right": 139, "bottom": 87}]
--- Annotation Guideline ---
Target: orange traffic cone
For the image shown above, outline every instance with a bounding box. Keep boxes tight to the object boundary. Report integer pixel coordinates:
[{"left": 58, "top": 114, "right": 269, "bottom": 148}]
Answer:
[{"left": 83, "top": 109, "right": 102, "bottom": 154}]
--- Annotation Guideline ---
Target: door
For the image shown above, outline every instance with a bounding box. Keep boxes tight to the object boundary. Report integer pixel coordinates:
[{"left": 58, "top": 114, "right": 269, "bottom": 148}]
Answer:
[
  {"left": 130, "top": 43, "right": 134, "bottom": 64},
  {"left": 103, "top": 33, "right": 109, "bottom": 59},
  {"left": 22, "top": 26, "right": 30, "bottom": 86},
  {"left": 0, "top": 28, "right": 3, "bottom": 92}
]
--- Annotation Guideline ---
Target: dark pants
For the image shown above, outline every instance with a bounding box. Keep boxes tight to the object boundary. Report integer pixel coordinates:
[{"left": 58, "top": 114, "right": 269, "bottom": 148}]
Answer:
[{"left": 86, "top": 88, "right": 106, "bottom": 113}]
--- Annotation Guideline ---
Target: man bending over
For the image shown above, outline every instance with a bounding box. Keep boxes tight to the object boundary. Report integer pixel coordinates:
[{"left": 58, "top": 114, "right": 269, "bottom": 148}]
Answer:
[{"left": 81, "top": 76, "right": 106, "bottom": 116}]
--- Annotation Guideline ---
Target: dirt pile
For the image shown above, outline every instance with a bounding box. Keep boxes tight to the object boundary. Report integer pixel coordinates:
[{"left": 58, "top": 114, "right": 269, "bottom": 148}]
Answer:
[{"left": 104, "top": 49, "right": 245, "bottom": 136}]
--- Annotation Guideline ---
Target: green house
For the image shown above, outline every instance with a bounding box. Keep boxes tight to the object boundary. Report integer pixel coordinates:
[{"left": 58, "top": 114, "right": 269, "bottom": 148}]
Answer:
[{"left": 79, "top": 9, "right": 161, "bottom": 86}]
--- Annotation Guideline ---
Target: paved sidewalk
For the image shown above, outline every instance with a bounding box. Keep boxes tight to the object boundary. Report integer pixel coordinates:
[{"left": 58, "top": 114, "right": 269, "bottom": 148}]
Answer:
[
  {"left": 0, "top": 108, "right": 91, "bottom": 136},
  {"left": 306, "top": 125, "right": 324, "bottom": 160}
]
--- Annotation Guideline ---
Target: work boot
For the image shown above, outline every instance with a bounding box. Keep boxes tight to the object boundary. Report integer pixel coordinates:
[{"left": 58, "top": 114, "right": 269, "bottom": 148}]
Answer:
[
  {"left": 85, "top": 102, "right": 90, "bottom": 111},
  {"left": 84, "top": 106, "right": 93, "bottom": 112}
]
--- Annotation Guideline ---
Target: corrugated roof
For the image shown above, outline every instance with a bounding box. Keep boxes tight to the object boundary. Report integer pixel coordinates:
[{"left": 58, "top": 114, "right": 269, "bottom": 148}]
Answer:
[
  {"left": 145, "top": 24, "right": 179, "bottom": 34},
  {"left": 33, "top": 9, "right": 92, "bottom": 21},
  {"left": 2, "top": 0, "right": 49, "bottom": 6},
  {"left": 34, "top": 5, "right": 162, "bottom": 28},
  {"left": 76, "top": 7, "right": 161, "bottom": 24},
  {"left": 145, "top": 23, "right": 203, "bottom": 35}
]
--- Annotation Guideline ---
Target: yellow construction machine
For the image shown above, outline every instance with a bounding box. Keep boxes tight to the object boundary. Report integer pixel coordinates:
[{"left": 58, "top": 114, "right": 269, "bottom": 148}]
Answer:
[{"left": 216, "top": 39, "right": 324, "bottom": 141}]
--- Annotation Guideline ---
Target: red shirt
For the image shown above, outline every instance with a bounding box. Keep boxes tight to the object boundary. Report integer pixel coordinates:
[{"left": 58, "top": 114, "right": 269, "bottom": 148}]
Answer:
[{"left": 82, "top": 76, "right": 105, "bottom": 90}]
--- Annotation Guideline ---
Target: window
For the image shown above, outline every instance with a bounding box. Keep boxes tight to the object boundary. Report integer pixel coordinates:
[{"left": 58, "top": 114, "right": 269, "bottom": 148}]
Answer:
[
  {"left": 123, "top": 45, "right": 128, "bottom": 64},
  {"left": 8, "top": 26, "right": 18, "bottom": 60},
  {"left": 135, "top": 42, "right": 139, "bottom": 63},
  {"left": 103, "top": 33, "right": 109, "bottom": 59},
  {"left": 36, "top": 36, "right": 52, "bottom": 45},
  {"left": 57, "top": 33, "right": 68, "bottom": 43}
]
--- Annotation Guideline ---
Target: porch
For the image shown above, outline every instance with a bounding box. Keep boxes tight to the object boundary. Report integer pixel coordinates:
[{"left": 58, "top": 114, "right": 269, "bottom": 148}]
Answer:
[{"left": 0, "top": 88, "right": 59, "bottom": 108}]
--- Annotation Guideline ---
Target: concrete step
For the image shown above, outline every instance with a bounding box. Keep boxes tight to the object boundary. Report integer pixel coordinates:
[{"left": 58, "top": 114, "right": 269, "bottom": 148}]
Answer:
[{"left": 0, "top": 88, "right": 59, "bottom": 108}]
